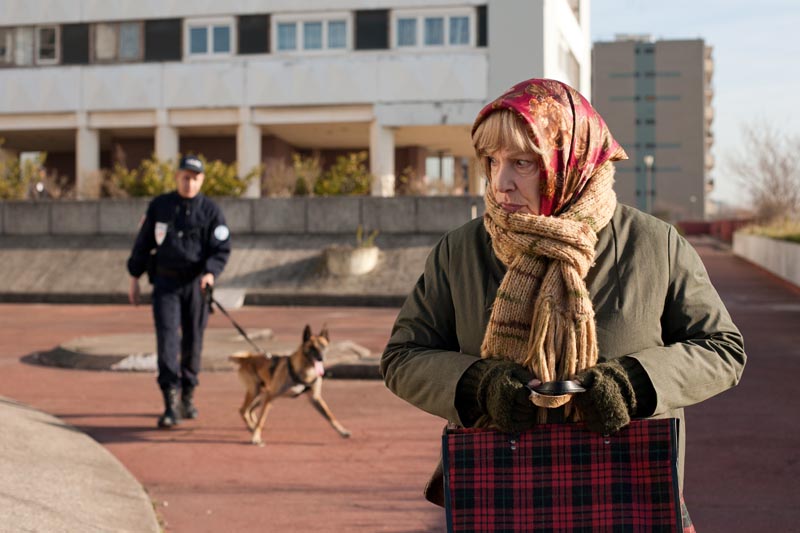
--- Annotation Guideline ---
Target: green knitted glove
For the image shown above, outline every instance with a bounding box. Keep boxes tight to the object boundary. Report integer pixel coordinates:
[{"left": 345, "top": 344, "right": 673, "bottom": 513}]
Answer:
[
  {"left": 573, "top": 359, "right": 638, "bottom": 434},
  {"left": 457, "top": 359, "right": 538, "bottom": 433}
]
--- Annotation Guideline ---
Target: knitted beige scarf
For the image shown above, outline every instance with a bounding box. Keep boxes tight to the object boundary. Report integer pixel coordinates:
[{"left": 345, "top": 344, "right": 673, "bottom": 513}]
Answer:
[{"left": 481, "top": 161, "right": 618, "bottom": 419}]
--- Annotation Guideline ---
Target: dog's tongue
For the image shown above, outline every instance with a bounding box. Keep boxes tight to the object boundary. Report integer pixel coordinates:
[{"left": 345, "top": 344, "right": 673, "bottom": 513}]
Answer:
[{"left": 314, "top": 361, "right": 325, "bottom": 377}]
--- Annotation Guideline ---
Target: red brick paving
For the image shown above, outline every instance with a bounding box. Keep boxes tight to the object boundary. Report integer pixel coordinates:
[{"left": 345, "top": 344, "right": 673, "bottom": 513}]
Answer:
[
  {"left": 0, "top": 239, "right": 798, "bottom": 532},
  {"left": 0, "top": 305, "right": 446, "bottom": 532}
]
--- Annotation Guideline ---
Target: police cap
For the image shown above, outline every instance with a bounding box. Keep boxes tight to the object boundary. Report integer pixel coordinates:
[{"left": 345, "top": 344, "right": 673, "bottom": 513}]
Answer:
[{"left": 179, "top": 155, "right": 204, "bottom": 174}]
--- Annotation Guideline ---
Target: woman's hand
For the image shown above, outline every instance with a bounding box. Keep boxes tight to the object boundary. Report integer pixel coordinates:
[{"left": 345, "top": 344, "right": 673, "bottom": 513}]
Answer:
[
  {"left": 573, "top": 360, "right": 637, "bottom": 434},
  {"left": 475, "top": 360, "right": 539, "bottom": 433}
]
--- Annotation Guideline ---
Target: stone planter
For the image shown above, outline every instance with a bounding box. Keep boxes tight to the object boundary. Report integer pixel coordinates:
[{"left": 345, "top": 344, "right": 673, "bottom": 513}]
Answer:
[{"left": 324, "top": 245, "right": 379, "bottom": 276}]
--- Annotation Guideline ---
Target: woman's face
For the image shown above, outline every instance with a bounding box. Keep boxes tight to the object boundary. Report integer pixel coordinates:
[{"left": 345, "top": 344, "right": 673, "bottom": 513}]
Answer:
[{"left": 487, "top": 148, "right": 541, "bottom": 215}]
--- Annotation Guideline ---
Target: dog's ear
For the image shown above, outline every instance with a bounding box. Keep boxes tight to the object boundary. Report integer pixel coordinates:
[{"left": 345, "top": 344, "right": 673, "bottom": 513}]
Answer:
[
  {"left": 319, "top": 326, "right": 329, "bottom": 341},
  {"left": 303, "top": 324, "right": 312, "bottom": 342}
]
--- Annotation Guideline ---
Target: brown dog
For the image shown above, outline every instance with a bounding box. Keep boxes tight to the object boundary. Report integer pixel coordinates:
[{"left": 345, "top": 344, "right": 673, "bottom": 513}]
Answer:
[{"left": 228, "top": 325, "right": 351, "bottom": 445}]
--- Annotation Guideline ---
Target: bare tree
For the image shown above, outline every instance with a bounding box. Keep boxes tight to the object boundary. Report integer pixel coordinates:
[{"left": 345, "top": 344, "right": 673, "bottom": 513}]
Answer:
[{"left": 727, "top": 121, "right": 800, "bottom": 222}]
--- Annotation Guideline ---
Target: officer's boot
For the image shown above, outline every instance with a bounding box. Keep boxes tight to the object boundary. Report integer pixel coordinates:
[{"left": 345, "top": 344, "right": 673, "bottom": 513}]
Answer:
[
  {"left": 157, "top": 387, "right": 181, "bottom": 429},
  {"left": 181, "top": 386, "right": 198, "bottom": 419}
]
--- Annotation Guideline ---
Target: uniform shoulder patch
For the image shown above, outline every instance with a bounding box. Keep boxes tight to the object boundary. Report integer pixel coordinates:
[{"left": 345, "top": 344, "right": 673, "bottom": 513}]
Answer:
[{"left": 214, "top": 225, "right": 230, "bottom": 241}]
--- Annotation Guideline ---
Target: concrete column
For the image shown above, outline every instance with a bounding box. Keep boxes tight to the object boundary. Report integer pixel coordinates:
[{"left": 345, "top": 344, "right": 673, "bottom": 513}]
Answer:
[
  {"left": 75, "top": 114, "right": 101, "bottom": 199},
  {"left": 237, "top": 108, "right": 262, "bottom": 198},
  {"left": 155, "top": 109, "right": 178, "bottom": 163},
  {"left": 467, "top": 157, "right": 486, "bottom": 196},
  {"left": 369, "top": 121, "right": 395, "bottom": 197}
]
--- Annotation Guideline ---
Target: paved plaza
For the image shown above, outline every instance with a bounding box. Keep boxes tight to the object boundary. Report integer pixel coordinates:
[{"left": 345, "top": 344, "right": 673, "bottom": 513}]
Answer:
[{"left": 0, "top": 238, "right": 798, "bottom": 532}]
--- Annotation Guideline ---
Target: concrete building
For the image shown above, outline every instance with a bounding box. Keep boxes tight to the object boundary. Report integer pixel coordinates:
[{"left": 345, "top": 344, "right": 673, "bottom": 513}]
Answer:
[
  {"left": 592, "top": 36, "right": 714, "bottom": 221},
  {"left": 0, "top": 0, "right": 590, "bottom": 199}
]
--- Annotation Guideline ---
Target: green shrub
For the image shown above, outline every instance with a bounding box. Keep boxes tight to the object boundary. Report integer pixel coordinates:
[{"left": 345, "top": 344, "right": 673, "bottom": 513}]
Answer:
[
  {"left": 200, "top": 156, "right": 261, "bottom": 197},
  {"left": 395, "top": 165, "right": 425, "bottom": 195},
  {"left": 291, "top": 153, "right": 321, "bottom": 196},
  {"left": 0, "top": 145, "right": 45, "bottom": 200},
  {"left": 355, "top": 224, "right": 379, "bottom": 247},
  {"left": 313, "top": 151, "right": 372, "bottom": 196},
  {"left": 744, "top": 219, "right": 800, "bottom": 244},
  {"left": 0, "top": 157, "right": 28, "bottom": 200},
  {"left": 104, "top": 154, "right": 259, "bottom": 198},
  {"left": 105, "top": 156, "right": 175, "bottom": 197}
]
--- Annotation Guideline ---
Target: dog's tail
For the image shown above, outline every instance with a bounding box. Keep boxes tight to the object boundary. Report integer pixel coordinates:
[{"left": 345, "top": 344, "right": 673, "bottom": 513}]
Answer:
[{"left": 228, "top": 351, "right": 255, "bottom": 364}]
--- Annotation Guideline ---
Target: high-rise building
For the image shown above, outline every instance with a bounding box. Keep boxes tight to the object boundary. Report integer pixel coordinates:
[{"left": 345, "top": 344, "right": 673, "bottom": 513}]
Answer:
[
  {"left": 593, "top": 36, "right": 714, "bottom": 221},
  {"left": 0, "top": 0, "right": 591, "bottom": 199}
]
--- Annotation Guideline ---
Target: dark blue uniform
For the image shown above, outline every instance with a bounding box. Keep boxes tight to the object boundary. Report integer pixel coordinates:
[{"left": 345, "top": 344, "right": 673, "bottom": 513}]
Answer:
[{"left": 127, "top": 191, "right": 230, "bottom": 393}]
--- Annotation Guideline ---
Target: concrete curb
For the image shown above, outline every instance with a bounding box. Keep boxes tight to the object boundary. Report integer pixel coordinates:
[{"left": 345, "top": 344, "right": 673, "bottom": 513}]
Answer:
[
  {"left": 24, "top": 329, "right": 383, "bottom": 380},
  {"left": 244, "top": 292, "right": 406, "bottom": 308},
  {"left": 0, "top": 291, "right": 406, "bottom": 308},
  {"left": 0, "top": 396, "right": 160, "bottom": 533}
]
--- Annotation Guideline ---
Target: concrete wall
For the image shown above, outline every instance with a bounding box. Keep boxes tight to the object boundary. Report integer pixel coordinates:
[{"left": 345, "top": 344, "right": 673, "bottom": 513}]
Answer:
[
  {"left": 733, "top": 232, "right": 800, "bottom": 288},
  {"left": 0, "top": 196, "right": 485, "bottom": 236},
  {"left": 0, "top": 53, "right": 488, "bottom": 116},
  {"left": 3, "top": 0, "right": 486, "bottom": 24}
]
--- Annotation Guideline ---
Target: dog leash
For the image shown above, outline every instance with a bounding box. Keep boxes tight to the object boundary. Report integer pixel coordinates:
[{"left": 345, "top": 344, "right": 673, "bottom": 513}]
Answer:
[{"left": 205, "top": 286, "right": 270, "bottom": 357}]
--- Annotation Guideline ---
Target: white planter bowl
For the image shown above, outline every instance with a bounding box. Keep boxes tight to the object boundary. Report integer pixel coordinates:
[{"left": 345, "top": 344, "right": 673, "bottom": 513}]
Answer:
[{"left": 325, "top": 245, "right": 379, "bottom": 276}]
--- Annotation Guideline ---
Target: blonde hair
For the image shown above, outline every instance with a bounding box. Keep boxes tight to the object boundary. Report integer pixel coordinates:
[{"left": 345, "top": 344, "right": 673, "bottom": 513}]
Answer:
[{"left": 472, "top": 110, "right": 544, "bottom": 177}]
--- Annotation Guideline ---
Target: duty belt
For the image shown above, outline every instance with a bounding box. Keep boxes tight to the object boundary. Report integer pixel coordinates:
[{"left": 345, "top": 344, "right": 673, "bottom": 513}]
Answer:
[{"left": 154, "top": 265, "right": 201, "bottom": 283}]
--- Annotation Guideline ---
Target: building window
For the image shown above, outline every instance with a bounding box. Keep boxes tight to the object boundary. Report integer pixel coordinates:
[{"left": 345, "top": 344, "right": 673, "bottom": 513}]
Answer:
[
  {"left": 190, "top": 27, "right": 207, "bottom": 53},
  {"left": 303, "top": 22, "right": 322, "bottom": 49},
  {"left": 119, "top": 22, "right": 142, "bottom": 59},
  {"left": 93, "top": 22, "right": 143, "bottom": 62},
  {"left": 424, "top": 17, "right": 444, "bottom": 45},
  {"left": 10, "top": 26, "right": 61, "bottom": 66},
  {"left": 0, "top": 28, "right": 12, "bottom": 65},
  {"left": 272, "top": 13, "right": 351, "bottom": 53},
  {"left": 396, "top": 18, "right": 416, "bottom": 47},
  {"left": 277, "top": 22, "right": 296, "bottom": 51},
  {"left": 36, "top": 25, "right": 59, "bottom": 64},
  {"left": 392, "top": 9, "right": 475, "bottom": 49},
  {"left": 238, "top": 15, "right": 270, "bottom": 55},
  {"left": 213, "top": 26, "right": 231, "bottom": 53},
  {"left": 95, "top": 24, "right": 117, "bottom": 60},
  {"left": 184, "top": 18, "right": 235, "bottom": 58},
  {"left": 426, "top": 155, "right": 454, "bottom": 185},
  {"left": 449, "top": 16, "right": 469, "bottom": 45},
  {"left": 14, "top": 27, "right": 34, "bottom": 66},
  {"left": 328, "top": 20, "right": 346, "bottom": 49},
  {"left": 354, "top": 10, "right": 389, "bottom": 50},
  {"left": 144, "top": 19, "right": 182, "bottom": 62}
]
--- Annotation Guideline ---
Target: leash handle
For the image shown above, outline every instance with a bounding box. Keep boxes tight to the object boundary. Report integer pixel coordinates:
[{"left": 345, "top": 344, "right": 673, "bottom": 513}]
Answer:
[{"left": 205, "top": 284, "right": 215, "bottom": 314}]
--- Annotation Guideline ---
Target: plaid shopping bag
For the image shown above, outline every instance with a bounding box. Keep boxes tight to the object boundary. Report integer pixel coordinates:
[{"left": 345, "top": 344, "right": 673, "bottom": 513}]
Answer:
[{"left": 443, "top": 419, "right": 682, "bottom": 532}]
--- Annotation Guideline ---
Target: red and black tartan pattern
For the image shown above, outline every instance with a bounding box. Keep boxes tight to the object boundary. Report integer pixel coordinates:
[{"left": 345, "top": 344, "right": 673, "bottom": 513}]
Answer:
[{"left": 443, "top": 419, "right": 682, "bottom": 532}]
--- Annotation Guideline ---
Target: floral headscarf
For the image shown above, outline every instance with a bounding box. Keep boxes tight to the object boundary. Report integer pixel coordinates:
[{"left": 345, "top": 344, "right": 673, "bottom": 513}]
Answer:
[{"left": 472, "top": 78, "right": 627, "bottom": 216}]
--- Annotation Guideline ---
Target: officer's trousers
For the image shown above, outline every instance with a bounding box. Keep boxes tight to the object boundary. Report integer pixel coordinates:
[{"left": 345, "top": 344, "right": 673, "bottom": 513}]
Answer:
[{"left": 151, "top": 277, "right": 208, "bottom": 392}]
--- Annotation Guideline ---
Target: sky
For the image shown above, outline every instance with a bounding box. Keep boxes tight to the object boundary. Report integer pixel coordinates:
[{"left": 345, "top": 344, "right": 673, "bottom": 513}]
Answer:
[{"left": 591, "top": 0, "right": 800, "bottom": 207}]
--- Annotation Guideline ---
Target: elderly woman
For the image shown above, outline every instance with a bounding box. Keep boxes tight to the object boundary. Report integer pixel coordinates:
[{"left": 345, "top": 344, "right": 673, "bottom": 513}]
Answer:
[{"left": 380, "top": 79, "right": 746, "bottom": 524}]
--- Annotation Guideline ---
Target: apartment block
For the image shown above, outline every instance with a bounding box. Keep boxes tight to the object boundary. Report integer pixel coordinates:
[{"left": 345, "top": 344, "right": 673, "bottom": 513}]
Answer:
[
  {"left": 593, "top": 36, "right": 714, "bottom": 221},
  {"left": 0, "top": 0, "right": 591, "bottom": 199}
]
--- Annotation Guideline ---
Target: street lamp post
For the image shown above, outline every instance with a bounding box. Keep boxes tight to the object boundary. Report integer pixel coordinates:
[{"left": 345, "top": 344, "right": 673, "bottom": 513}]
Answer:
[{"left": 643, "top": 154, "right": 655, "bottom": 214}]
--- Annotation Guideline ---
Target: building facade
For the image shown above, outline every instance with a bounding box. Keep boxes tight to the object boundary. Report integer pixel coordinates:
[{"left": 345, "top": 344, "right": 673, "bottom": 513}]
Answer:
[
  {"left": 592, "top": 37, "right": 714, "bottom": 221},
  {"left": 0, "top": 0, "right": 590, "bottom": 199}
]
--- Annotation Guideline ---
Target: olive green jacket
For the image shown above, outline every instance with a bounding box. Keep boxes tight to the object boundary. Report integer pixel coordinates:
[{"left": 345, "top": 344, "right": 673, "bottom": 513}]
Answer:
[{"left": 381, "top": 204, "right": 746, "bottom": 493}]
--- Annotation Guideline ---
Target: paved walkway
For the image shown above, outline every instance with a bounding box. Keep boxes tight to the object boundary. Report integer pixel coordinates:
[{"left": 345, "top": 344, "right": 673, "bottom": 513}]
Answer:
[{"left": 0, "top": 238, "right": 798, "bottom": 532}]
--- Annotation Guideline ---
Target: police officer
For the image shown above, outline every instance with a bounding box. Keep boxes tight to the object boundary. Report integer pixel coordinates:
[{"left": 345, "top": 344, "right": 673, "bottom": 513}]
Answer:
[{"left": 127, "top": 155, "right": 231, "bottom": 428}]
